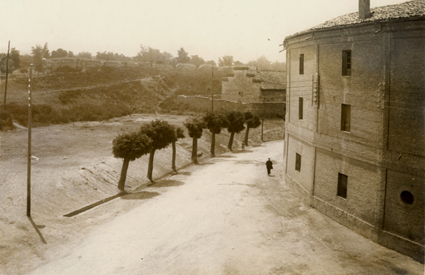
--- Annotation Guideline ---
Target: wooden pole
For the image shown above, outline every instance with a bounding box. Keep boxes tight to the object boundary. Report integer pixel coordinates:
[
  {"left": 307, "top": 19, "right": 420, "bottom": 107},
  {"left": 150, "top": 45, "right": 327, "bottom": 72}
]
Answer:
[
  {"left": 211, "top": 65, "right": 214, "bottom": 113},
  {"left": 3, "top": 41, "right": 10, "bottom": 109},
  {"left": 261, "top": 118, "right": 264, "bottom": 142},
  {"left": 27, "top": 64, "right": 33, "bottom": 217}
]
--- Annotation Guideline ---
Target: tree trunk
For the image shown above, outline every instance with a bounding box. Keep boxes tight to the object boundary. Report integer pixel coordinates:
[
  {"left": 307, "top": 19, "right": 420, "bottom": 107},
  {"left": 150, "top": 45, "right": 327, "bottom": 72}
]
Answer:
[
  {"left": 118, "top": 158, "right": 130, "bottom": 191},
  {"left": 228, "top": 131, "right": 235, "bottom": 151},
  {"left": 147, "top": 148, "right": 156, "bottom": 182},
  {"left": 192, "top": 136, "right": 198, "bottom": 164},
  {"left": 244, "top": 127, "right": 250, "bottom": 146},
  {"left": 210, "top": 132, "right": 215, "bottom": 157},
  {"left": 172, "top": 141, "right": 177, "bottom": 172}
]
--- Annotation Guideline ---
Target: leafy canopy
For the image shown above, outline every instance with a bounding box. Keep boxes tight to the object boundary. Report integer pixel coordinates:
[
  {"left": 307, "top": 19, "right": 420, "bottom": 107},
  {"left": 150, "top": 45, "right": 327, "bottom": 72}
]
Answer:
[
  {"left": 226, "top": 111, "right": 245, "bottom": 134},
  {"left": 140, "top": 119, "right": 176, "bottom": 150},
  {"left": 184, "top": 117, "right": 205, "bottom": 138},
  {"left": 245, "top": 111, "right": 261, "bottom": 128},
  {"left": 113, "top": 132, "right": 152, "bottom": 161},
  {"left": 203, "top": 112, "right": 228, "bottom": 134}
]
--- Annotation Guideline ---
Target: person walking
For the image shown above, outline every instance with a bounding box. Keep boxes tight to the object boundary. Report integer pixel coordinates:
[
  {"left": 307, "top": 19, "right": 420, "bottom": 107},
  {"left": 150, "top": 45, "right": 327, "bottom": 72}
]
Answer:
[{"left": 266, "top": 158, "right": 273, "bottom": 176}]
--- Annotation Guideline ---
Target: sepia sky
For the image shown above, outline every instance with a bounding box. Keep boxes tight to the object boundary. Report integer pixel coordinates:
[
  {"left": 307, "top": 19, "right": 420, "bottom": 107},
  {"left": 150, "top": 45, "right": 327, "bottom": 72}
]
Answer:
[{"left": 0, "top": 0, "right": 407, "bottom": 63}]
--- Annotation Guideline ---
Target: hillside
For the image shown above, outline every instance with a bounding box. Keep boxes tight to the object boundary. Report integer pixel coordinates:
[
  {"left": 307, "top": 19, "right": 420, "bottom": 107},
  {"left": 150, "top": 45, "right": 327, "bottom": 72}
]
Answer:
[{"left": 0, "top": 66, "right": 231, "bottom": 129}]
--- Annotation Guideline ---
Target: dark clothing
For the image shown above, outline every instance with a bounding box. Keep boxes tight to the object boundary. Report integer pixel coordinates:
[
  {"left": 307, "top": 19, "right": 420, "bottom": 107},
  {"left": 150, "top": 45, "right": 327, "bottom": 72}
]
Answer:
[{"left": 266, "top": 160, "right": 273, "bottom": 175}]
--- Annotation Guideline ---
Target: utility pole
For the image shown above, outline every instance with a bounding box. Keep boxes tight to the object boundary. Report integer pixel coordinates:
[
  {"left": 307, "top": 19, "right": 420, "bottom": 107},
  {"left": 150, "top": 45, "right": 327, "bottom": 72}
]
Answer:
[
  {"left": 211, "top": 65, "right": 214, "bottom": 113},
  {"left": 3, "top": 41, "right": 10, "bottom": 109},
  {"left": 27, "top": 64, "right": 33, "bottom": 217},
  {"left": 261, "top": 118, "right": 264, "bottom": 142}
]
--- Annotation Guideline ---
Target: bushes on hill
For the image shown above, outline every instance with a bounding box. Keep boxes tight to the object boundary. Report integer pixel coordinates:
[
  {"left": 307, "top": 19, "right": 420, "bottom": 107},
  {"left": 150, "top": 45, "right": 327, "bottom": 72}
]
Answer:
[
  {"left": 0, "top": 109, "right": 15, "bottom": 131},
  {"left": 6, "top": 80, "right": 168, "bottom": 127}
]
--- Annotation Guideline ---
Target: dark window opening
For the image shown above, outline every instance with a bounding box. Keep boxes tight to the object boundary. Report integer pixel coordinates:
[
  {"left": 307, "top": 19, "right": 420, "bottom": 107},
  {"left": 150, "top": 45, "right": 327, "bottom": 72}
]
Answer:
[
  {"left": 342, "top": 50, "right": 351, "bottom": 76},
  {"left": 400, "top": 191, "right": 414, "bottom": 204},
  {"left": 337, "top": 173, "right": 348, "bottom": 198},
  {"left": 341, "top": 104, "right": 351, "bottom": 132},
  {"left": 295, "top": 153, "right": 301, "bottom": 172},
  {"left": 299, "top": 97, "right": 304, "bottom": 120},
  {"left": 299, "top": 54, "right": 304, "bottom": 75}
]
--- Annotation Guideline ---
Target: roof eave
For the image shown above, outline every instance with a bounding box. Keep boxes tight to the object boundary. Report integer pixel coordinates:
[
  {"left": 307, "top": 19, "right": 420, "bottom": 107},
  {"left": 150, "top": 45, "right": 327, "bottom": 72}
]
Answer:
[{"left": 283, "top": 15, "right": 425, "bottom": 47}]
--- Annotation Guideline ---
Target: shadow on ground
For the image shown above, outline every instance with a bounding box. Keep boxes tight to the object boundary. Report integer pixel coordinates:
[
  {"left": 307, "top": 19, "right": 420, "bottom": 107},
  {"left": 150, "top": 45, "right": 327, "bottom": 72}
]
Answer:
[
  {"left": 28, "top": 216, "right": 47, "bottom": 244},
  {"left": 234, "top": 150, "right": 254, "bottom": 154},
  {"left": 121, "top": 191, "right": 160, "bottom": 200},
  {"left": 149, "top": 179, "right": 185, "bottom": 188}
]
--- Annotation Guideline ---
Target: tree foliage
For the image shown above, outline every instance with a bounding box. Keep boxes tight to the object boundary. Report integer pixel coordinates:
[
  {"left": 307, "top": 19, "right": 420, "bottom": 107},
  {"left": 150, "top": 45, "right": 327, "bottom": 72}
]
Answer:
[
  {"left": 226, "top": 111, "right": 245, "bottom": 134},
  {"left": 112, "top": 131, "right": 152, "bottom": 190},
  {"left": 184, "top": 117, "right": 204, "bottom": 139},
  {"left": 140, "top": 119, "right": 176, "bottom": 181},
  {"left": 96, "top": 51, "right": 130, "bottom": 61},
  {"left": 51, "top": 48, "right": 68, "bottom": 58},
  {"left": 184, "top": 117, "right": 205, "bottom": 163},
  {"left": 218, "top": 55, "right": 233, "bottom": 67},
  {"left": 190, "top": 55, "right": 204, "bottom": 68},
  {"left": 226, "top": 111, "right": 245, "bottom": 151},
  {"left": 244, "top": 111, "right": 261, "bottom": 146},
  {"left": 203, "top": 112, "right": 228, "bottom": 156},
  {"left": 141, "top": 119, "right": 176, "bottom": 150},
  {"left": 203, "top": 112, "right": 227, "bottom": 135},
  {"left": 77, "top": 52, "right": 93, "bottom": 59},
  {"left": 157, "top": 51, "right": 173, "bottom": 65},
  {"left": 113, "top": 132, "right": 152, "bottom": 161},
  {"left": 177, "top": 47, "right": 190, "bottom": 63},
  {"left": 31, "top": 43, "right": 50, "bottom": 72},
  {"left": 137, "top": 45, "right": 160, "bottom": 67}
]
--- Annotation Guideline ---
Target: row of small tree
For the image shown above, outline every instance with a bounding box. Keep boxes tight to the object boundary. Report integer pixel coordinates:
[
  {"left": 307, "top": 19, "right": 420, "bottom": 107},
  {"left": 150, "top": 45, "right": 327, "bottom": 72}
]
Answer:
[
  {"left": 112, "top": 111, "right": 261, "bottom": 190},
  {"left": 112, "top": 120, "right": 184, "bottom": 191}
]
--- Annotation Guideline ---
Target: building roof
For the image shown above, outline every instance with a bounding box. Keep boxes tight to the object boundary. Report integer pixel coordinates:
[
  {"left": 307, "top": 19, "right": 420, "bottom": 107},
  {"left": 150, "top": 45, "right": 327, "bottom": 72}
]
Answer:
[
  {"left": 254, "top": 71, "right": 286, "bottom": 90},
  {"left": 286, "top": 0, "right": 425, "bottom": 40}
]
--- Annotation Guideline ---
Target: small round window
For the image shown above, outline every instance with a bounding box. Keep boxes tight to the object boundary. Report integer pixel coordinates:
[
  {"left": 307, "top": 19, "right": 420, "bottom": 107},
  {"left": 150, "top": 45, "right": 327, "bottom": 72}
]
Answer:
[{"left": 400, "top": 191, "right": 414, "bottom": 205}]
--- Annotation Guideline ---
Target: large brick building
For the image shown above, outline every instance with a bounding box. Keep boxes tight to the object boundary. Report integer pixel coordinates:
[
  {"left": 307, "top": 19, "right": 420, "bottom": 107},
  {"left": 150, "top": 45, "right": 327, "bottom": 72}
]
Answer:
[{"left": 283, "top": 0, "right": 425, "bottom": 261}]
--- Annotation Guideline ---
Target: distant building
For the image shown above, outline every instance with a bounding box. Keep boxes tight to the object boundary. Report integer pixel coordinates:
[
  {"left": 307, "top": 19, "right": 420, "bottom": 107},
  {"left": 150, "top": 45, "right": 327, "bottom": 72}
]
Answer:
[
  {"left": 221, "top": 67, "right": 286, "bottom": 117},
  {"left": 283, "top": 0, "right": 425, "bottom": 261}
]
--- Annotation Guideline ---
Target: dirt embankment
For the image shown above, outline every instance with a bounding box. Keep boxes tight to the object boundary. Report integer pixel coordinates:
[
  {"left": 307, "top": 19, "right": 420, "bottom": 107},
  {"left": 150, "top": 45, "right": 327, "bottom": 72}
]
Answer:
[{"left": 0, "top": 114, "right": 284, "bottom": 275}]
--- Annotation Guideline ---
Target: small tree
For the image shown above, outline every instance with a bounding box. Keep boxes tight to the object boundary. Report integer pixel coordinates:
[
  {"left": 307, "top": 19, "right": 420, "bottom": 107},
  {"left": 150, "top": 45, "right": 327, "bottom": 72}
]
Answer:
[
  {"left": 171, "top": 126, "right": 185, "bottom": 172},
  {"left": 244, "top": 112, "right": 261, "bottom": 146},
  {"left": 140, "top": 120, "right": 176, "bottom": 182},
  {"left": 112, "top": 132, "right": 152, "bottom": 191},
  {"left": 184, "top": 117, "right": 205, "bottom": 164},
  {"left": 218, "top": 55, "right": 233, "bottom": 67},
  {"left": 203, "top": 112, "right": 228, "bottom": 156},
  {"left": 177, "top": 47, "right": 190, "bottom": 63},
  {"left": 226, "top": 111, "right": 245, "bottom": 151}
]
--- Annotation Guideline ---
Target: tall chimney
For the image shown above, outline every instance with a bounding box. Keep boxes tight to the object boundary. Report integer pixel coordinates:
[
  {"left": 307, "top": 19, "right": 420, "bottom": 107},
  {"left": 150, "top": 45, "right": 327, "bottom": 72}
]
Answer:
[{"left": 359, "top": 0, "right": 371, "bottom": 20}]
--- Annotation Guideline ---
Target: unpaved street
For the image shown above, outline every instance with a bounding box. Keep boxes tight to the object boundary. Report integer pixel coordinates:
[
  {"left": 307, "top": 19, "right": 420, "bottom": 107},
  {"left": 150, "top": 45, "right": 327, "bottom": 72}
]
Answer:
[{"left": 28, "top": 141, "right": 423, "bottom": 275}]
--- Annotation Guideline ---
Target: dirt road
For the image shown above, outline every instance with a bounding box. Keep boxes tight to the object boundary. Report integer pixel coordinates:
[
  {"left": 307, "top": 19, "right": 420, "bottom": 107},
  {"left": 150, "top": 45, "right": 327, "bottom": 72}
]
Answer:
[{"left": 27, "top": 141, "right": 422, "bottom": 275}]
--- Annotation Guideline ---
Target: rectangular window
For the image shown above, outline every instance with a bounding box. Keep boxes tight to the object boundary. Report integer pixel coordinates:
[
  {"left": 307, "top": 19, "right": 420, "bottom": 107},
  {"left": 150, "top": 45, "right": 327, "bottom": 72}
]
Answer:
[
  {"left": 299, "top": 54, "right": 304, "bottom": 75},
  {"left": 342, "top": 50, "right": 352, "bottom": 76},
  {"left": 299, "top": 97, "right": 303, "bottom": 120},
  {"left": 295, "top": 153, "right": 301, "bottom": 172},
  {"left": 337, "top": 173, "right": 348, "bottom": 198},
  {"left": 341, "top": 104, "right": 351, "bottom": 132}
]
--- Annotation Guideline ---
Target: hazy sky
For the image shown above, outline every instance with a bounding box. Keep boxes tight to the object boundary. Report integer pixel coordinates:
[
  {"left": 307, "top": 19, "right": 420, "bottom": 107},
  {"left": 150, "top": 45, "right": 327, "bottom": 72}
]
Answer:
[{"left": 0, "top": 0, "right": 408, "bottom": 63}]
